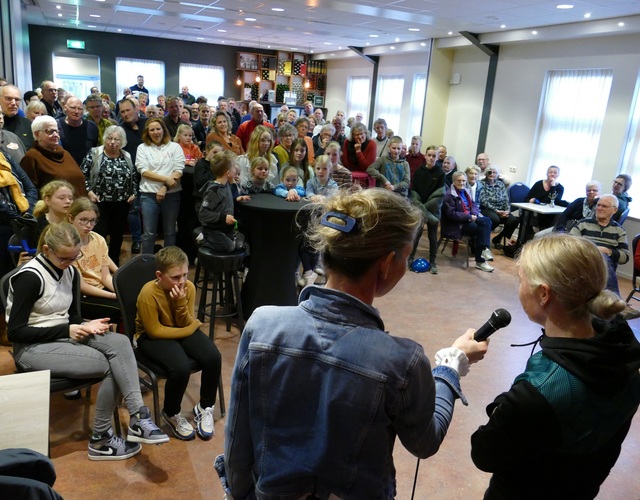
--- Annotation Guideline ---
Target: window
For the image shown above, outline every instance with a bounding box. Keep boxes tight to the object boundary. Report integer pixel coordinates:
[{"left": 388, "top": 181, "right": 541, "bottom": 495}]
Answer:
[
  {"left": 346, "top": 76, "right": 370, "bottom": 122},
  {"left": 529, "top": 69, "right": 613, "bottom": 202},
  {"left": 52, "top": 53, "right": 100, "bottom": 99},
  {"left": 618, "top": 70, "right": 640, "bottom": 219},
  {"left": 115, "top": 57, "right": 165, "bottom": 105},
  {"left": 407, "top": 73, "right": 427, "bottom": 138},
  {"left": 179, "top": 63, "right": 224, "bottom": 105},
  {"left": 374, "top": 75, "right": 405, "bottom": 135}
]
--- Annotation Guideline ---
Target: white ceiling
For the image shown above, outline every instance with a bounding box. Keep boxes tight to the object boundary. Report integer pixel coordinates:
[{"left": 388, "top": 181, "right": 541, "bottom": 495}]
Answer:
[{"left": 22, "top": 0, "right": 640, "bottom": 54}]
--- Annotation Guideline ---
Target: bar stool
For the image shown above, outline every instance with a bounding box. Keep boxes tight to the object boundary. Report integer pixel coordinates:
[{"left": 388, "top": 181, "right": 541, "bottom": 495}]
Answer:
[{"left": 196, "top": 246, "right": 247, "bottom": 339}]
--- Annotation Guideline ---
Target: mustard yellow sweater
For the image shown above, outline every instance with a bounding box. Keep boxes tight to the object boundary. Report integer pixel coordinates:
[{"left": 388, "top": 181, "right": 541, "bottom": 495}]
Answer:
[{"left": 135, "top": 280, "right": 202, "bottom": 340}]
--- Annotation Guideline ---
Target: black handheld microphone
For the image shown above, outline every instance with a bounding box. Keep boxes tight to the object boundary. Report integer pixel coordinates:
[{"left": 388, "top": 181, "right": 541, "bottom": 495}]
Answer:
[{"left": 474, "top": 309, "right": 512, "bottom": 341}]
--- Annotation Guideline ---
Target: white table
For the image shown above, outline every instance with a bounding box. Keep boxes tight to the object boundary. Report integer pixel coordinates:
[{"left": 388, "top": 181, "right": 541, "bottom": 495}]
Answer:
[{"left": 512, "top": 202, "right": 566, "bottom": 245}]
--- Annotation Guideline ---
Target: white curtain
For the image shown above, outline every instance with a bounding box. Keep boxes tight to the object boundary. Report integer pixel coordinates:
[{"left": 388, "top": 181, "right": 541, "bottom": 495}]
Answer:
[
  {"left": 178, "top": 63, "right": 225, "bottom": 104},
  {"left": 618, "top": 70, "right": 640, "bottom": 219},
  {"left": 115, "top": 57, "right": 165, "bottom": 104},
  {"left": 346, "top": 76, "right": 370, "bottom": 122},
  {"left": 407, "top": 73, "right": 427, "bottom": 139},
  {"left": 374, "top": 75, "right": 405, "bottom": 136},
  {"left": 529, "top": 69, "right": 612, "bottom": 201}
]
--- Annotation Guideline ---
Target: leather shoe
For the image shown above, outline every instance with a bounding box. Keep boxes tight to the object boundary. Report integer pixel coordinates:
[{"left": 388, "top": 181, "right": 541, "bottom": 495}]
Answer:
[
  {"left": 492, "top": 237, "right": 504, "bottom": 250},
  {"left": 131, "top": 241, "right": 141, "bottom": 254}
]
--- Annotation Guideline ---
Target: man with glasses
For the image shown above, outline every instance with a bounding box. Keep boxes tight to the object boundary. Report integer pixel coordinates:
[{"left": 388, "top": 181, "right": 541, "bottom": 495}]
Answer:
[
  {"left": 40, "top": 80, "right": 62, "bottom": 117},
  {"left": 84, "top": 94, "right": 114, "bottom": 146},
  {"left": 56, "top": 96, "right": 99, "bottom": 166},
  {"left": 0, "top": 85, "right": 33, "bottom": 149}
]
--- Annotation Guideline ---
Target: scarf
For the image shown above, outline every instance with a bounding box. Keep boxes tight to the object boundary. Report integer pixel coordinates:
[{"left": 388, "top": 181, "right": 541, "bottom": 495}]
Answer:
[{"left": 0, "top": 152, "right": 29, "bottom": 212}]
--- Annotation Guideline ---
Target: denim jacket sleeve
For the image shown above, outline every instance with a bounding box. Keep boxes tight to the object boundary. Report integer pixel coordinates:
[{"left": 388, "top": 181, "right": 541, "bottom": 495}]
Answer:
[
  {"left": 393, "top": 347, "right": 460, "bottom": 459},
  {"left": 225, "top": 326, "right": 257, "bottom": 498}
]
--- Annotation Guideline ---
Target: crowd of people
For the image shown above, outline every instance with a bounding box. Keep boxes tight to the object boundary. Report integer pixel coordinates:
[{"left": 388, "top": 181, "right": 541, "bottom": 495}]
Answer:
[{"left": 0, "top": 75, "right": 639, "bottom": 499}]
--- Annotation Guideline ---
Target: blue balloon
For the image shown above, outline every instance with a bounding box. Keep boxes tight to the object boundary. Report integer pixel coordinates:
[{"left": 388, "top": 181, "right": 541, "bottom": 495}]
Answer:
[{"left": 410, "top": 258, "right": 430, "bottom": 273}]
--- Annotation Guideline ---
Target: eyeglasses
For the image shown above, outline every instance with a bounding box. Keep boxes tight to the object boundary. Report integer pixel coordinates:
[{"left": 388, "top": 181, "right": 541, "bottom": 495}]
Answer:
[
  {"left": 106, "top": 137, "right": 122, "bottom": 144},
  {"left": 66, "top": 106, "right": 83, "bottom": 111},
  {"left": 42, "top": 128, "right": 59, "bottom": 136},
  {"left": 2, "top": 96, "right": 21, "bottom": 103},
  {"left": 51, "top": 250, "right": 83, "bottom": 263},
  {"left": 77, "top": 217, "right": 99, "bottom": 226}
]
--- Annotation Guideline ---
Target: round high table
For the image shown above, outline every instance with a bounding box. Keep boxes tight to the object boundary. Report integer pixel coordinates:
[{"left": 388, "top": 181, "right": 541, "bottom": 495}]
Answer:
[{"left": 237, "top": 193, "right": 310, "bottom": 318}]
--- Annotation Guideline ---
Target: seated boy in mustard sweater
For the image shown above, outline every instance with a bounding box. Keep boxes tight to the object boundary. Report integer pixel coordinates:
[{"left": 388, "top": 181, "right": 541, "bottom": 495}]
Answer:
[{"left": 135, "top": 246, "right": 222, "bottom": 441}]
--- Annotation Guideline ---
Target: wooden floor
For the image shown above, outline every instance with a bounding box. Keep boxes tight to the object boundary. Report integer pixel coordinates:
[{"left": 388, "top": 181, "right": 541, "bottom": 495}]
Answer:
[{"left": 1, "top": 236, "right": 639, "bottom": 499}]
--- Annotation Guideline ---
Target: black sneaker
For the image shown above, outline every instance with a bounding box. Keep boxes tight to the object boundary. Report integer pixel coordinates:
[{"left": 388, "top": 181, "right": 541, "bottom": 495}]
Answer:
[
  {"left": 128, "top": 406, "right": 169, "bottom": 444},
  {"left": 88, "top": 429, "right": 141, "bottom": 461}
]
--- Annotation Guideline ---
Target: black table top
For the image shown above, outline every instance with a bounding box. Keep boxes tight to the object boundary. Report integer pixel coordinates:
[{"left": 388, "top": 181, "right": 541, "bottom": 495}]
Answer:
[{"left": 239, "top": 193, "right": 310, "bottom": 213}]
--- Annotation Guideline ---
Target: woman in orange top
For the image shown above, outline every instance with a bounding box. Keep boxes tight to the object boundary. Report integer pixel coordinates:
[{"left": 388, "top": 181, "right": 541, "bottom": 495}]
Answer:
[{"left": 205, "top": 111, "right": 244, "bottom": 156}]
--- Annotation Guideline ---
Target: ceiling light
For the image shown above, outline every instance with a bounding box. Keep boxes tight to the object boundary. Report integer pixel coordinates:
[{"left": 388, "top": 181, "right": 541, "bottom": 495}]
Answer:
[
  {"left": 448, "top": 31, "right": 453, "bottom": 35},
  {"left": 245, "top": 17, "right": 256, "bottom": 21},
  {"left": 556, "top": 4, "right": 574, "bottom": 9},
  {"left": 310, "top": 50, "right": 314, "bottom": 53},
  {"left": 56, "top": 5, "right": 61, "bottom": 9},
  {"left": 390, "top": 46, "right": 395, "bottom": 50},
  {"left": 531, "top": 30, "right": 538, "bottom": 35},
  {"left": 57, "top": 13, "right": 62, "bottom": 17},
  {"left": 90, "top": 14, "right": 100, "bottom": 17},
  {"left": 584, "top": 12, "right": 591, "bottom": 18},
  {"left": 88, "top": 25, "right": 96, "bottom": 28},
  {"left": 408, "top": 28, "right": 420, "bottom": 32},
  {"left": 236, "top": 76, "right": 241, "bottom": 85},
  {"left": 618, "top": 22, "right": 625, "bottom": 27},
  {"left": 117, "top": 29, "right": 122, "bottom": 32},
  {"left": 218, "top": 29, "right": 226, "bottom": 32},
  {"left": 291, "top": 47, "right": 297, "bottom": 50},
  {"left": 331, "top": 53, "right": 335, "bottom": 56},
  {"left": 395, "top": 37, "right": 399, "bottom": 42},
  {"left": 366, "top": 42, "right": 370, "bottom": 46},
  {"left": 180, "top": 2, "right": 224, "bottom": 10},
  {"left": 271, "top": 8, "right": 284, "bottom": 12},
  {"left": 500, "top": 24, "right": 506, "bottom": 29},
  {"left": 369, "top": 34, "right": 378, "bottom": 38},
  {"left": 324, "top": 42, "right": 332, "bottom": 45},
  {"left": 420, "top": 42, "right": 426, "bottom": 46},
  {"left": 338, "top": 46, "right": 342, "bottom": 49},
  {"left": 197, "top": 37, "right": 204, "bottom": 40}
]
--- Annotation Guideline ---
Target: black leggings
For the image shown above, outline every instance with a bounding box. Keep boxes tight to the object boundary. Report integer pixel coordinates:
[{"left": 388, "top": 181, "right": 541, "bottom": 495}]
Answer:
[{"left": 136, "top": 329, "right": 222, "bottom": 415}]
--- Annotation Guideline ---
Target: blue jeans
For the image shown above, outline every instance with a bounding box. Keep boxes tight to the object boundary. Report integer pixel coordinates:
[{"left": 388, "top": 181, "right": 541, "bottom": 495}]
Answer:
[
  {"left": 127, "top": 194, "right": 142, "bottom": 243},
  {"left": 140, "top": 191, "right": 181, "bottom": 254}
]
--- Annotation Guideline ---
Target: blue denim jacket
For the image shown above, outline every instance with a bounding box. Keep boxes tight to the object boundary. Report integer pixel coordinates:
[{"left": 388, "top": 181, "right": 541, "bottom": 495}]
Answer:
[{"left": 224, "top": 286, "right": 465, "bottom": 499}]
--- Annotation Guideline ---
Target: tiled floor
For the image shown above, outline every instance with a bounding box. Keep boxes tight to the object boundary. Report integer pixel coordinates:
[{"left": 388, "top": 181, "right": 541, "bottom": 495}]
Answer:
[{"left": 1, "top": 238, "right": 639, "bottom": 499}]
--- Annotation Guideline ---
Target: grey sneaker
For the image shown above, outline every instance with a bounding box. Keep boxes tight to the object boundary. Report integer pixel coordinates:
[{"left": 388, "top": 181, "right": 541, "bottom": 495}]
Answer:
[
  {"left": 88, "top": 428, "right": 141, "bottom": 461},
  {"left": 162, "top": 410, "right": 196, "bottom": 440},
  {"left": 476, "top": 261, "right": 495, "bottom": 273},
  {"left": 429, "top": 263, "right": 438, "bottom": 275},
  {"left": 481, "top": 248, "right": 494, "bottom": 261},
  {"left": 193, "top": 403, "right": 215, "bottom": 440},
  {"left": 128, "top": 406, "right": 169, "bottom": 444}
]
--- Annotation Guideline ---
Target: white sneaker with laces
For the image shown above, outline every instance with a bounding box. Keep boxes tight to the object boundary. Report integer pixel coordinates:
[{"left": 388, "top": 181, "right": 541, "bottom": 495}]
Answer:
[
  {"left": 162, "top": 410, "right": 195, "bottom": 440},
  {"left": 304, "top": 271, "right": 318, "bottom": 286},
  {"left": 481, "top": 248, "right": 494, "bottom": 261},
  {"left": 476, "top": 261, "right": 495, "bottom": 273},
  {"left": 193, "top": 403, "right": 215, "bottom": 440}
]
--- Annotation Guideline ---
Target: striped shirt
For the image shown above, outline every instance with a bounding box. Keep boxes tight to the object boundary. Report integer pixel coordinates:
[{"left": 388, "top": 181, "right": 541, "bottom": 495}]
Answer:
[{"left": 570, "top": 217, "right": 629, "bottom": 265}]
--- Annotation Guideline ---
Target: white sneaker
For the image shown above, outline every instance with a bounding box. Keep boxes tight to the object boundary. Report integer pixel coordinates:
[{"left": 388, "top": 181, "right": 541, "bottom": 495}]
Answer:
[
  {"left": 162, "top": 410, "right": 195, "bottom": 440},
  {"left": 193, "top": 404, "right": 214, "bottom": 440},
  {"left": 481, "top": 248, "right": 494, "bottom": 261},
  {"left": 476, "top": 261, "right": 494, "bottom": 273},
  {"left": 303, "top": 271, "right": 318, "bottom": 286},
  {"left": 296, "top": 272, "right": 305, "bottom": 287},
  {"left": 314, "top": 266, "right": 325, "bottom": 276}
]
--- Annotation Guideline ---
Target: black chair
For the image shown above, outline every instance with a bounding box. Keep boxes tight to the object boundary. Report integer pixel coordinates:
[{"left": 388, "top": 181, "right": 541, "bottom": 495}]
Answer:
[
  {"left": 626, "top": 234, "right": 640, "bottom": 304},
  {"left": 112, "top": 254, "right": 226, "bottom": 422},
  {"left": 0, "top": 266, "right": 121, "bottom": 452}
]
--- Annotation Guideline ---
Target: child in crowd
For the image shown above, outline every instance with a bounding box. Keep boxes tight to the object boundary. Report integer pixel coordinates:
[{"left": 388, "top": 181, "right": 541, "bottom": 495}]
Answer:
[
  {"left": 306, "top": 155, "right": 338, "bottom": 201},
  {"left": 324, "top": 141, "right": 352, "bottom": 189},
  {"left": 199, "top": 150, "right": 245, "bottom": 253},
  {"left": 228, "top": 164, "right": 249, "bottom": 203},
  {"left": 366, "top": 135, "right": 410, "bottom": 197},
  {"left": 135, "top": 246, "right": 222, "bottom": 441},
  {"left": 241, "top": 157, "right": 275, "bottom": 194},
  {"left": 174, "top": 123, "right": 203, "bottom": 169},
  {"left": 32, "top": 180, "right": 75, "bottom": 255},
  {"left": 285, "top": 138, "right": 314, "bottom": 188},
  {"left": 68, "top": 197, "right": 121, "bottom": 324},
  {"left": 194, "top": 141, "right": 223, "bottom": 212},
  {"left": 274, "top": 166, "right": 305, "bottom": 201}
]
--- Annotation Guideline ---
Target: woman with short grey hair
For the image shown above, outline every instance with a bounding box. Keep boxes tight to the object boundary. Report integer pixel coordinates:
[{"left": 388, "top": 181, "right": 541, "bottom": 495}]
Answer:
[{"left": 79, "top": 125, "right": 137, "bottom": 265}]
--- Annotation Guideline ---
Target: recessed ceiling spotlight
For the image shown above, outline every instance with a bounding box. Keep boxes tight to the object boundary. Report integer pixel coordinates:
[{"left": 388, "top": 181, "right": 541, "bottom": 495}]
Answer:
[
  {"left": 500, "top": 24, "right": 506, "bottom": 29},
  {"left": 331, "top": 53, "right": 335, "bottom": 56},
  {"left": 218, "top": 29, "right": 226, "bottom": 32},
  {"left": 117, "top": 29, "right": 122, "bottom": 32},
  {"left": 291, "top": 47, "right": 297, "bottom": 50},
  {"left": 272, "top": 7, "right": 284, "bottom": 12},
  {"left": 618, "top": 22, "right": 625, "bottom": 27},
  {"left": 448, "top": 31, "right": 453, "bottom": 35},
  {"left": 88, "top": 25, "right": 96, "bottom": 28},
  {"left": 390, "top": 46, "right": 395, "bottom": 50},
  {"left": 395, "top": 37, "right": 399, "bottom": 42},
  {"left": 408, "top": 28, "right": 420, "bottom": 32},
  {"left": 267, "top": 45, "right": 271, "bottom": 48},
  {"left": 369, "top": 34, "right": 378, "bottom": 38},
  {"left": 531, "top": 30, "right": 538, "bottom": 35},
  {"left": 90, "top": 14, "right": 100, "bottom": 17},
  {"left": 338, "top": 46, "right": 342, "bottom": 49},
  {"left": 56, "top": 5, "right": 61, "bottom": 9},
  {"left": 556, "top": 4, "right": 574, "bottom": 9},
  {"left": 57, "top": 13, "right": 62, "bottom": 17},
  {"left": 366, "top": 42, "right": 370, "bottom": 45},
  {"left": 324, "top": 42, "right": 332, "bottom": 45},
  {"left": 310, "top": 50, "right": 314, "bottom": 53},
  {"left": 584, "top": 12, "right": 591, "bottom": 18},
  {"left": 245, "top": 17, "right": 256, "bottom": 21},
  {"left": 420, "top": 42, "right": 426, "bottom": 46},
  {"left": 197, "top": 37, "right": 204, "bottom": 40}
]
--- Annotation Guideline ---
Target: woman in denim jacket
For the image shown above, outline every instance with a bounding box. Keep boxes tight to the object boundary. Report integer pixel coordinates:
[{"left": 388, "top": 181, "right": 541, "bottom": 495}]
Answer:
[{"left": 224, "top": 188, "right": 488, "bottom": 499}]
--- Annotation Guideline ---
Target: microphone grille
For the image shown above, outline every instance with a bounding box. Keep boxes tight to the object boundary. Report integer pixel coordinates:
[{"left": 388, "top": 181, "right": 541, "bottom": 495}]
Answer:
[{"left": 494, "top": 308, "right": 512, "bottom": 328}]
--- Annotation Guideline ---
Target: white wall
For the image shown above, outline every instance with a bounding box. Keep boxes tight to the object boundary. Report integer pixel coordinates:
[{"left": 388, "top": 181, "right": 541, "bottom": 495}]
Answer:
[{"left": 444, "top": 33, "right": 640, "bottom": 277}]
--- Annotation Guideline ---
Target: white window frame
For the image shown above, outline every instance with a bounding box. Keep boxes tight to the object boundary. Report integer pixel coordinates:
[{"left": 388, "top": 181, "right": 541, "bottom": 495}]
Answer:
[
  {"left": 374, "top": 75, "right": 405, "bottom": 135},
  {"left": 115, "top": 57, "right": 165, "bottom": 105},
  {"left": 178, "top": 63, "right": 224, "bottom": 106},
  {"left": 346, "top": 76, "right": 370, "bottom": 122}
]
